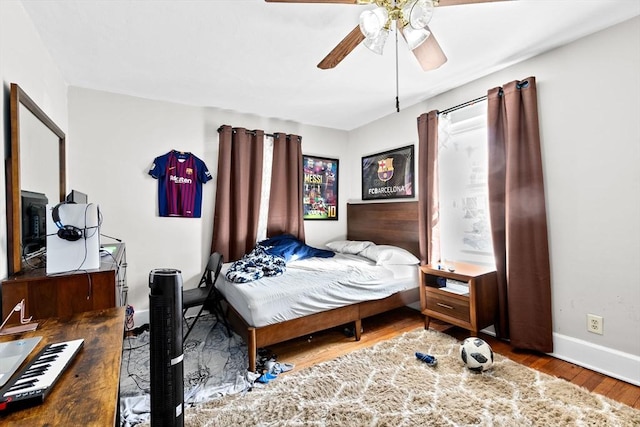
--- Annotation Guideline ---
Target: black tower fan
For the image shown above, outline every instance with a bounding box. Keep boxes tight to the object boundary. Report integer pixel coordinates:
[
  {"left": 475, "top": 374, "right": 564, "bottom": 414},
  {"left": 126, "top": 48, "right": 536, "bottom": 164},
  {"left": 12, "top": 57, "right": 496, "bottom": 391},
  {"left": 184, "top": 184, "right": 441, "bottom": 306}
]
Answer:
[{"left": 149, "top": 269, "right": 184, "bottom": 427}]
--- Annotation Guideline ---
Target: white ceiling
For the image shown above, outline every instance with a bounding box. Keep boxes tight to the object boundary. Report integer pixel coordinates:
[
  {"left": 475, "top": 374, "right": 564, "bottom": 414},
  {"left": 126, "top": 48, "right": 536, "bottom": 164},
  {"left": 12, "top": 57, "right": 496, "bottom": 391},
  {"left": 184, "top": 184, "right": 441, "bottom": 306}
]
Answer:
[{"left": 20, "top": 0, "right": 640, "bottom": 131}]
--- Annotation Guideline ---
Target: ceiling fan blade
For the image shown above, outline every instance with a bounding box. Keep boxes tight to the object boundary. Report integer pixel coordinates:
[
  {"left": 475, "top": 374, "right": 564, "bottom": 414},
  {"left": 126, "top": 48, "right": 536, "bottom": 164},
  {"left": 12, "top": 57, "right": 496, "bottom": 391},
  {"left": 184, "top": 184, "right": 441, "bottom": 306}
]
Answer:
[
  {"left": 317, "top": 25, "right": 365, "bottom": 70},
  {"left": 410, "top": 29, "right": 447, "bottom": 71},
  {"left": 435, "top": 0, "right": 508, "bottom": 6},
  {"left": 265, "top": 0, "right": 361, "bottom": 4}
]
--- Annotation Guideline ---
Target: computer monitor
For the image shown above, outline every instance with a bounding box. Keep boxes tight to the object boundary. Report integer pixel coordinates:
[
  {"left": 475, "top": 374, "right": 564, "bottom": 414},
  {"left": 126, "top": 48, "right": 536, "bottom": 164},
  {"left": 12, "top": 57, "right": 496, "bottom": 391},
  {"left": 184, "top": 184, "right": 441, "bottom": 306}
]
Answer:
[{"left": 20, "top": 190, "right": 48, "bottom": 258}]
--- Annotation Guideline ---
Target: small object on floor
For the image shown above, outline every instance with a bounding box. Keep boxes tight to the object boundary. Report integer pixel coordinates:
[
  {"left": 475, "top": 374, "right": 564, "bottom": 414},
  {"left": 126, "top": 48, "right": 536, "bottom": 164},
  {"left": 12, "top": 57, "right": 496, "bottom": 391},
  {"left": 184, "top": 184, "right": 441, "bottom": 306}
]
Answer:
[
  {"left": 246, "top": 371, "right": 261, "bottom": 383},
  {"left": 256, "top": 372, "right": 278, "bottom": 384},
  {"left": 264, "top": 360, "right": 276, "bottom": 372},
  {"left": 125, "top": 323, "right": 149, "bottom": 338},
  {"left": 265, "top": 361, "right": 294, "bottom": 375},
  {"left": 256, "top": 348, "right": 278, "bottom": 373},
  {"left": 257, "top": 348, "right": 276, "bottom": 359},
  {"left": 342, "top": 325, "right": 364, "bottom": 338},
  {"left": 460, "top": 337, "right": 494, "bottom": 372},
  {"left": 125, "top": 305, "right": 135, "bottom": 331},
  {"left": 415, "top": 352, "right": 437, "bottom": 367}
]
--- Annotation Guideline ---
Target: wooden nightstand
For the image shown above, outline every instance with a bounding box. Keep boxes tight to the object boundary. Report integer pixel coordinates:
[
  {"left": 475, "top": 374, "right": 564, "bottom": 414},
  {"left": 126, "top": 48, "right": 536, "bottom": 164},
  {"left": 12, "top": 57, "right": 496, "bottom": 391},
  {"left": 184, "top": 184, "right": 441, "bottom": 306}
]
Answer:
[{"left": 419, "top": 262, "right": 498, "bottom": 336}]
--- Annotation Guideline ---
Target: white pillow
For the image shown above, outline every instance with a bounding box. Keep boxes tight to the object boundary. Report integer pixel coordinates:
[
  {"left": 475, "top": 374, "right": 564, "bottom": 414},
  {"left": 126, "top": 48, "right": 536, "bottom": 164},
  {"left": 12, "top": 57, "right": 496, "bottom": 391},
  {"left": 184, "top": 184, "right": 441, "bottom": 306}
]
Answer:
[
  {"left": 358, "top": 245, "right": 420, "bottom": 266},
  {"left": 326, "top": 240, "right": 374, "bottom": 255}
]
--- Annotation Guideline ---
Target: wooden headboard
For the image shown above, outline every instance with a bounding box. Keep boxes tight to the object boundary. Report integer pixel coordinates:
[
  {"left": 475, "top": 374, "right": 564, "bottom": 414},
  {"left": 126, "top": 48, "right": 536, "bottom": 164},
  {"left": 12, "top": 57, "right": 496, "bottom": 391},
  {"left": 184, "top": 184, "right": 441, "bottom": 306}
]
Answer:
[{"left": 347, "top": 201, "right": 420, "bottom": 257}]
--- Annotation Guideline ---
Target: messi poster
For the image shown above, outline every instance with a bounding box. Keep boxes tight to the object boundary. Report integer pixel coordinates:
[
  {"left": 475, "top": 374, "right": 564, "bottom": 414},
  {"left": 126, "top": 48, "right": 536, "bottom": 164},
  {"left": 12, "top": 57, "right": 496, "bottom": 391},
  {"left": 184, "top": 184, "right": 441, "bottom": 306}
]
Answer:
[
  {"left": 362, "top": 145, "right": 415, "bottom": 200},
  {"left": 303, "top": 155, "right": 339, "bottom": 220}
]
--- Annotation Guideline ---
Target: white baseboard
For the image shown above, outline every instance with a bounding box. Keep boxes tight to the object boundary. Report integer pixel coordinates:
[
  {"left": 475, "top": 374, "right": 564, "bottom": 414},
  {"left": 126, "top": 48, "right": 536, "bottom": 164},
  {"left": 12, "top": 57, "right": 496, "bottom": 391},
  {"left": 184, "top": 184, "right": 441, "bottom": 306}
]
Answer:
[
  {"left": 131, "top": 307, "right": 639, "bottom": 386},
  {"left": 483, "top": 328, "right": 639, "bottom": 386},
  {"left": 551, "top": 332, "right": 640, "bottom": 387},
  {"left": 131, "top": 309, "right": 149, "bottom": 330}
]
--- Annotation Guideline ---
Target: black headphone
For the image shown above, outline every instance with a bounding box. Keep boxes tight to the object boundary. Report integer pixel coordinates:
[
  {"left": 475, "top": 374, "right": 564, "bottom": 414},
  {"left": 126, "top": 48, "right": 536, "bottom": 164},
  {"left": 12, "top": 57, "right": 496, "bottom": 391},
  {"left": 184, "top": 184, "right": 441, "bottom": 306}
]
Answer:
[{"left": 51, "top": 202, "right": 84, "bottom": 242}]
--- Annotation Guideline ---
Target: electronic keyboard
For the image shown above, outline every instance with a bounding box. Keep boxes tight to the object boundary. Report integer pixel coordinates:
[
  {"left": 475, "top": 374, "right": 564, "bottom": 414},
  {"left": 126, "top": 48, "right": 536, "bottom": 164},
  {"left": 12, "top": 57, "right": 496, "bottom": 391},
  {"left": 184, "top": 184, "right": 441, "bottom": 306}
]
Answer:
[{"left": 0, "top": 339, "right": 84, "bottom": 412}]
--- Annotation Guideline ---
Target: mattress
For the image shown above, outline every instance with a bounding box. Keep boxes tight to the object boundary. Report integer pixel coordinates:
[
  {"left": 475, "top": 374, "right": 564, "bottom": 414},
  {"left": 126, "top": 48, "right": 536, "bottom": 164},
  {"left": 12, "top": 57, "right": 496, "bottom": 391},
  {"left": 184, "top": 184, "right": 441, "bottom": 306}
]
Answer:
[{"left": 216, "top": 253, "right": 418, "bottom": 328}]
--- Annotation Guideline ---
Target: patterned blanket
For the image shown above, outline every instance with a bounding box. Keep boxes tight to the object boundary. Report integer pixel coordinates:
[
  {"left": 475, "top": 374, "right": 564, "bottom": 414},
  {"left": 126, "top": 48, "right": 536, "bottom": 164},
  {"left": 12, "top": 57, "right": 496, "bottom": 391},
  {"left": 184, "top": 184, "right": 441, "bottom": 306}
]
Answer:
[
  {"left": 225, "top": 245, "right": 286, "bottom": 283},
  {"left": 224, "top": 235, "right": 335, "bottom": 283}
]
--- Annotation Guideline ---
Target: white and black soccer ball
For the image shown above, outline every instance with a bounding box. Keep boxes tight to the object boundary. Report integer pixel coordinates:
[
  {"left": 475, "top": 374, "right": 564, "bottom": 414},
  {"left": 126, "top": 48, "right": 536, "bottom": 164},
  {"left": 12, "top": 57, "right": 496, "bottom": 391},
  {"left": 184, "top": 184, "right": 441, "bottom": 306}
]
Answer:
[{"left": 459, "top": 337, "right": 494, "bottom": 372}]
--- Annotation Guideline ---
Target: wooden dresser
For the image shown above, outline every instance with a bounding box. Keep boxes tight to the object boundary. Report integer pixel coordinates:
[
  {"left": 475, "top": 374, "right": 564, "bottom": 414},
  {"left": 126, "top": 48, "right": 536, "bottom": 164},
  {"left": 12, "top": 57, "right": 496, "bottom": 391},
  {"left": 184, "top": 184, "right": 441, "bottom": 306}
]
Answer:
[{"left": 1, "top": 243, "right": 127, "bottom": 323}]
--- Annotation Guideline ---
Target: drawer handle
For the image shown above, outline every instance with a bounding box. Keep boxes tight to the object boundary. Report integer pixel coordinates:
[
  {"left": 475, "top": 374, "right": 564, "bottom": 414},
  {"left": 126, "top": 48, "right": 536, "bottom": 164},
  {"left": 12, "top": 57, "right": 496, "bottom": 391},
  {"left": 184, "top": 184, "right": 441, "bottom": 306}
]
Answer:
[{"left": 436, "top": 302, "right": 454, "bottom": 310}]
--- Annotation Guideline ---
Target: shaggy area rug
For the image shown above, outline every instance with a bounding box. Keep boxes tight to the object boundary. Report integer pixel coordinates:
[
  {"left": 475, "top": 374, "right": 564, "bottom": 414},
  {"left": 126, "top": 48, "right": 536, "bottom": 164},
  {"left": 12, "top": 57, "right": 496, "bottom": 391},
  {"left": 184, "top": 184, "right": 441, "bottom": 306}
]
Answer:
[{"left": 177, "top": 328, "right": 639, "bottom": 427}]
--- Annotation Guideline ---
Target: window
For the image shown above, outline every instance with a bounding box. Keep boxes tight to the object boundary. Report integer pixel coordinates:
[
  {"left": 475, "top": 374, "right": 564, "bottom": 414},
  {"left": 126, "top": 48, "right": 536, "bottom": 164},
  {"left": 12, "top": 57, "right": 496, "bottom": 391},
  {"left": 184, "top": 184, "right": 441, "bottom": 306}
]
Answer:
[
  {"left": 256, "top": 135, "right": 274, "bottom": 242},
  {"left": 437, "top": 101, "right": 495, "bottom": 267}
]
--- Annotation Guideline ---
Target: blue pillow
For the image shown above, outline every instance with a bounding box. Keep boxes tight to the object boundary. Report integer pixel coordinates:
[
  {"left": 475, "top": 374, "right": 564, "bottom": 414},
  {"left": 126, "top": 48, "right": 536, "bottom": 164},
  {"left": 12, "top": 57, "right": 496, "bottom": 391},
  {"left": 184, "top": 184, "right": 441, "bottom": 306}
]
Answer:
[{"left": 260, "top": 234, "right": 334, "bottom": 262}]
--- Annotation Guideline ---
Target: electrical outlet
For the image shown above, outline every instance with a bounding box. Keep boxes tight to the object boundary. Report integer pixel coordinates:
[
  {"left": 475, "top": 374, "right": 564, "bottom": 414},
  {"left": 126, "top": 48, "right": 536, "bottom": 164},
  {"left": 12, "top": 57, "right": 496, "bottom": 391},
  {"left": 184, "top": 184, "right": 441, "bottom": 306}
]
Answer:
[{"left": 587, "top": 314, "right": 603, "bottom": 335}]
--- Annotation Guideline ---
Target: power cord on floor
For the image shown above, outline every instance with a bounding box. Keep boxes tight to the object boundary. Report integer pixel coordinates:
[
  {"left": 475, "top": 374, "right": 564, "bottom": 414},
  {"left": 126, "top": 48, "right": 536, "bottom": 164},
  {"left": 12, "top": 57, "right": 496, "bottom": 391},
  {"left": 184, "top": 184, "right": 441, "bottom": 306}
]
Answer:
[{"left": 123, "top": 324, "right": 150, "bottom": 394}]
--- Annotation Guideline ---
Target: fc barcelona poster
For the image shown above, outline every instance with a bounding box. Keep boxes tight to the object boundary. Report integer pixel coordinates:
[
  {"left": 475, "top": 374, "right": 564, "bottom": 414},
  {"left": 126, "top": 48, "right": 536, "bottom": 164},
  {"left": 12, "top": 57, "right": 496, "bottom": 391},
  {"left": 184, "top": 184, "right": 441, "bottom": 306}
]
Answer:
[
  {"left": 362, "top": 145, "right": 415, "bottom": 200},
  {"left": 303, "top": 155, "right": 339, "bottom": 220}
]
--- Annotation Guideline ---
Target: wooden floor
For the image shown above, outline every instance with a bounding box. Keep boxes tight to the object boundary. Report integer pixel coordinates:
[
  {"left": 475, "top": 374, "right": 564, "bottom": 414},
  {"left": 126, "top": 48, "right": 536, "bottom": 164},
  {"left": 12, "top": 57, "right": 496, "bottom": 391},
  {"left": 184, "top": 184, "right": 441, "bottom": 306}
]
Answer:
[{"left": 267, "top": 307, "right": 640, "bottom": 410}]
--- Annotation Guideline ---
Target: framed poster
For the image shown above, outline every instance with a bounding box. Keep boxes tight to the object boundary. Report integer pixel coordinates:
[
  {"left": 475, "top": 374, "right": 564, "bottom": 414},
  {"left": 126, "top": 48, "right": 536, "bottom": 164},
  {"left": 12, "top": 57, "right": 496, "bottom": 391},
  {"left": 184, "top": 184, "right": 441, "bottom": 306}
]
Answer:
[
  {"left": 303, "top": 155, "right": 339, "bottom": 220},
  {"left": 362, "top": 145, "right": 415, "bottom": 200}
]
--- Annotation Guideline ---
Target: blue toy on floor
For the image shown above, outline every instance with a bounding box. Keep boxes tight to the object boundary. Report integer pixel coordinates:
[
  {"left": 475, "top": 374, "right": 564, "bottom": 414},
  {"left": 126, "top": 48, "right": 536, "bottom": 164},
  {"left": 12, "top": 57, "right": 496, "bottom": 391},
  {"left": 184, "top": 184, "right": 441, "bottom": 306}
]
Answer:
[{"left": 415, "top": 352, "right": 438, "bottom": 367}]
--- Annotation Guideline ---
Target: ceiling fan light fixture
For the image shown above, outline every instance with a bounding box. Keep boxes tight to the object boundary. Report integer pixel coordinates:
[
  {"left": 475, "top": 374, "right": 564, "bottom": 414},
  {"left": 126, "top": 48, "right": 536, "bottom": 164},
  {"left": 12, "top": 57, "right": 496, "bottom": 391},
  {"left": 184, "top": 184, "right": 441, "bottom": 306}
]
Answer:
[
  {"left": 411, "top": 27, "right": 448, "bottom": 70},
  {"left": 402, "top": 0, "right": 435, "bottom": 30},
  {"left": 403, "top": 25, "right": 431, "bottom": 50},
  {"left": 359, "top": 7, "right": 388, "bottom": 39},
  {"left": 363, "top": 28, "right": 389, "bottom": 55}
]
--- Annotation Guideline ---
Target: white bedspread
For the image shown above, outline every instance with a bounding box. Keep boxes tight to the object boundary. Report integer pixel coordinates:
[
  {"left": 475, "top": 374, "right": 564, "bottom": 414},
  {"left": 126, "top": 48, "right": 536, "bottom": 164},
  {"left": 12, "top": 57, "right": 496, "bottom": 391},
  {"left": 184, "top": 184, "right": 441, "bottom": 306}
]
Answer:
[{"left": 216, "top": 253, "right": 418, "bottom": 328}]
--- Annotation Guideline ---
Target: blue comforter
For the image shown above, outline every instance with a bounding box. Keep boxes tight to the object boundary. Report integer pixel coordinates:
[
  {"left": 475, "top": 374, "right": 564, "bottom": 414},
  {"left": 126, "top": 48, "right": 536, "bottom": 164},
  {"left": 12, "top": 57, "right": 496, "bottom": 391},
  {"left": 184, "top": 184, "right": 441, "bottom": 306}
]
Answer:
[{"left": 259, "top": 234, "right": 334, "bottom": 262}]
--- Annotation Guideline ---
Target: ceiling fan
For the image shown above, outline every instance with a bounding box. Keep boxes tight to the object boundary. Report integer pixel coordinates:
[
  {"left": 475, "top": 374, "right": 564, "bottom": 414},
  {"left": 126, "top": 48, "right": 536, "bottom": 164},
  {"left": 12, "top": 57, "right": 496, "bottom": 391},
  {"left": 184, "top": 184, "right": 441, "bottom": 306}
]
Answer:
[{"left": 265, "top": 0, "right": 505, "bottom": 71}]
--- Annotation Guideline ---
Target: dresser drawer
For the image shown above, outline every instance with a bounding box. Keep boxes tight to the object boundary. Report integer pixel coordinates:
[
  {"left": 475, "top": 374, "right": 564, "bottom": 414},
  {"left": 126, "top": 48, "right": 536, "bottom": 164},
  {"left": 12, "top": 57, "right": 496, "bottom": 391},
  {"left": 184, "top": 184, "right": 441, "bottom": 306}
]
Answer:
[{"left": 426, "top": 291, "right": 470, "bottom": 323}]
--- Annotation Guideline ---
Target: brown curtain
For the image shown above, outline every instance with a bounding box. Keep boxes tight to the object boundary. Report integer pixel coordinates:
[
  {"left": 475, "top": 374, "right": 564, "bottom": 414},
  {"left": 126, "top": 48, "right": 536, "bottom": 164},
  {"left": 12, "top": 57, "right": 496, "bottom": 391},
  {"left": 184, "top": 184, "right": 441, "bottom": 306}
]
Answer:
[
  {"left": 487, "top": 76, "right": 553, "bottom": 352},
  {"left": 267, "top": 133, "right": 306, "bottom": 241},
  {"left": 417, "top": 111, "right": 439, "bottom": 265},
  {"left": 211, "top": 125, "right": 264, "bottom": 262}
]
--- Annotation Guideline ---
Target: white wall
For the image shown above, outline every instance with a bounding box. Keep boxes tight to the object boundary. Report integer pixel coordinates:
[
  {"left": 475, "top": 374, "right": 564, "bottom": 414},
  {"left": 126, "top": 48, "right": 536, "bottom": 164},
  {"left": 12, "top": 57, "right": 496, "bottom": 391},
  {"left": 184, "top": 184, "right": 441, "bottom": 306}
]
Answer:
[
  {"left": 0, "top": 1, "right": 68, "bottom": 281},
  {"left": 67, "top": 88, "right": 349, "bottom": 318},
  {"left": 347, "top": 17, "right": 640, "bottom": 383},
  {"left": 2, "top": 0, "right": 638, "bottom": 385}
]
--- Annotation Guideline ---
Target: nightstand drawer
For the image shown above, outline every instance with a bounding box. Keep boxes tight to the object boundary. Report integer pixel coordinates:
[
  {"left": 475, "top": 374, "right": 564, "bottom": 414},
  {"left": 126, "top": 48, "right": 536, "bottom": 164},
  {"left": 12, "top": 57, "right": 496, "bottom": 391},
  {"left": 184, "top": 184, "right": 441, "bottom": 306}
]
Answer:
[{"left": 426, "top": 291, "right": 470, "bottom": 322}]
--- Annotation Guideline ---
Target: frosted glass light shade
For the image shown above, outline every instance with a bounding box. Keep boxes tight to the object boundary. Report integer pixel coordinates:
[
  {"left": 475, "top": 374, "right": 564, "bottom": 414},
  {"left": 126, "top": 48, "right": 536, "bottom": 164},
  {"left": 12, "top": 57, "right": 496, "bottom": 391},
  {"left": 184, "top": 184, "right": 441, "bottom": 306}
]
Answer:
[
  {"left": 402, "top": 0, "right": 434, "bottom": 29},
  {"left": 359, "top": 7, "right": 388, "bottom": 39},
  {"left": 363, "top": 28, "right": 389, "bottom": 55}
]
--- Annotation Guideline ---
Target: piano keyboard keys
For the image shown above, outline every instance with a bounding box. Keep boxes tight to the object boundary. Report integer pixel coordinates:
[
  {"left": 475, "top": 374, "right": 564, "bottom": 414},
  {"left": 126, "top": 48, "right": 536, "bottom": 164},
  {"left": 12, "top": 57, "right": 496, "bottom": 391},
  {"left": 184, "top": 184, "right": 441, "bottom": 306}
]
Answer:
[{"left": 0, "top": 339, "right": 84, "bottom": 411}]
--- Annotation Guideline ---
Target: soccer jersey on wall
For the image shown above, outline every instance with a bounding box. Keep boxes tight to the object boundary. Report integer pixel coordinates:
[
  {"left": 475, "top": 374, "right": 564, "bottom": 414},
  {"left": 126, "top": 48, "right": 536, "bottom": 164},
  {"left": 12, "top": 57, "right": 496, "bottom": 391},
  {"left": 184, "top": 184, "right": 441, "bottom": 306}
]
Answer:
[{"left": 149, "top": 150, "right": 212, "bottom": 218}]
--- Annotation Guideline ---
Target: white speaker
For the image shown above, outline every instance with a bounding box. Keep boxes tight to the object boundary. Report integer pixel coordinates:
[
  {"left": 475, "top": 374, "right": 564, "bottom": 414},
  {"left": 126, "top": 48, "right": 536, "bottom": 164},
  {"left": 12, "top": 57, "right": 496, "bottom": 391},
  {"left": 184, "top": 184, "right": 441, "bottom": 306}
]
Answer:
[{"left": 46, "top": 203, "right": 100, "bottom": 274}]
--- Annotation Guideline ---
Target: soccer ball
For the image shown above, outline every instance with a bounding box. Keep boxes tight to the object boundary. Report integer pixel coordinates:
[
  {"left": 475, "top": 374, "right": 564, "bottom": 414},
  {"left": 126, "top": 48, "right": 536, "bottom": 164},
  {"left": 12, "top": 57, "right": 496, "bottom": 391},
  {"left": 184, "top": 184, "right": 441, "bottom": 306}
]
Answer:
[{"left": 459, "top": 337, "right": 494, "bottom": 372}]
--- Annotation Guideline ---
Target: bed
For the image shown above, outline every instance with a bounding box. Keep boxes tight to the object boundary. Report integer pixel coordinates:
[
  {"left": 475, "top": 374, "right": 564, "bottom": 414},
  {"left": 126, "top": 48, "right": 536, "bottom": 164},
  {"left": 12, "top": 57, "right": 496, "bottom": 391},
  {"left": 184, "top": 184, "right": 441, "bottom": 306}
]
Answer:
[{"left": 216, "top": 201, "right": 421, "bottom": 372}]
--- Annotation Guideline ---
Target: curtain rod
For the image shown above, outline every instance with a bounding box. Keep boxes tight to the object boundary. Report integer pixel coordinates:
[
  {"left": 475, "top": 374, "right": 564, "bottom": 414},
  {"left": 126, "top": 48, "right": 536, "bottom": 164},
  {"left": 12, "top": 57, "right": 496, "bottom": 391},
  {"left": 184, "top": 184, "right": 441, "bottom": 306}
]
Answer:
[
  {"left": 438, "top": 95, "right": 487, "bottom": 116},
  {"left": 216, "top": 126, "right": 301, "bottom": 141},
  {"left": 438, "top": 80, "right": 530, "bottom": 116}
]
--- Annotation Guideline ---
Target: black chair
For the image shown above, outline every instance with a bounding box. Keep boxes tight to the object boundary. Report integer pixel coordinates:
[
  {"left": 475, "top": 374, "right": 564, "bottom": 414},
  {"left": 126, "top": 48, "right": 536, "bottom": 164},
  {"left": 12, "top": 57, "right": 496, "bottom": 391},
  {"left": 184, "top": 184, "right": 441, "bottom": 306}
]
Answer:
[{"left": 182, "top": 252, "right": 231, "bottom": 341}]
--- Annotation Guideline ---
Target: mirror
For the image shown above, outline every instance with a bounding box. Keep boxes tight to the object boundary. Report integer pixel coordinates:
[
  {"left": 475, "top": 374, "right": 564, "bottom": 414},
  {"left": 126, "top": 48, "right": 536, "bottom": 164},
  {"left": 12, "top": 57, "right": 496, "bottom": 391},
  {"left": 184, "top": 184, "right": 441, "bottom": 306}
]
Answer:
[{"left": 7, "top": 83, "right": 66, "bottom": 275}]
